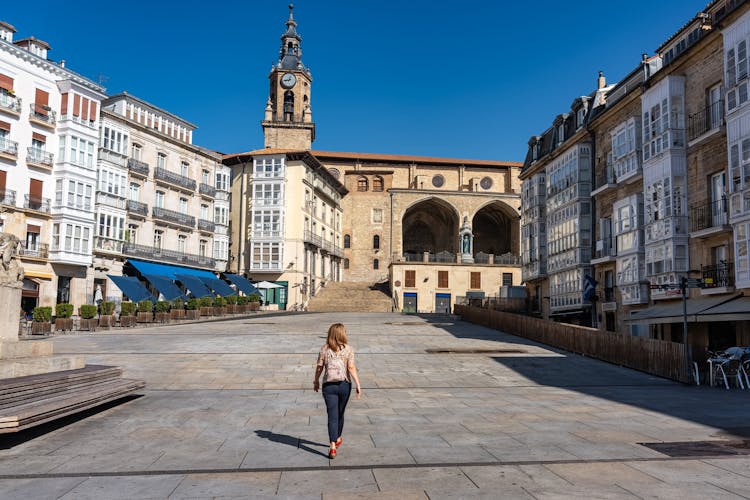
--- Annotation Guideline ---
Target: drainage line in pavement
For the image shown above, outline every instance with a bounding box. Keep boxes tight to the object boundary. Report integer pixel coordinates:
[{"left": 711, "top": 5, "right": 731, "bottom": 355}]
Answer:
[{"left": 0, "top": 454, "right": 742, "bottom": 480}]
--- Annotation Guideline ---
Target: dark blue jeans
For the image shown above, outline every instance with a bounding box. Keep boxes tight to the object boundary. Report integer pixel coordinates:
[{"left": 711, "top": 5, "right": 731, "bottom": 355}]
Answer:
[{"left": 322, "top": 380, "right": 351, "bottom": 443}]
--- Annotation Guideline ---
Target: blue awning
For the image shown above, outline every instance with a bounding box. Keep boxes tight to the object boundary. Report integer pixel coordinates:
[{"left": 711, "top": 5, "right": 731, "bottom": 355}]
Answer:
[
  {"left": 142, "top": 274, "right": 186, "bottom": 301},
  {"left": 199, "top": 277, "right": 237, "bottom": 297},
  {"left": 107, "top": 275, "right": 154, "bottom": 303},
  {"left": 127, "top": 259, "right": 215, "bottom": 280},
  {"left": 224, "top": 273, "right": 260, "bottom": 295},
  {"left": 175, "top": 274, "right": 214, "bottom": 298}
]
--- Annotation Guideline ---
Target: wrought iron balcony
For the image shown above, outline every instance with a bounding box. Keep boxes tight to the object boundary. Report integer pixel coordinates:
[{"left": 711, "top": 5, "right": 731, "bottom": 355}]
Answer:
[
  {"left": 0, "top": 136, "right": 18, "bottom": 158},
  {"left": 26, "top": 147, "right": 53, "bottom": 169},
  {"left": 199, "top": 183, "right": 216, "bottom": 198},
  {"left": 689, "top": 198, "right": 727, "bottom": 233},
  {"left": 592, "top": 163, "right": 616, "bottom": 196},
  {"left": 0, "top": 92, "right": 21, "bottom": 115},
  {"left": 28, "top": 103, "right": 56, "bottom": 127},
  {"left": 701, "top": 261, "right": 734, "bottom": 289},
  {"left": 493, "top": 253, "right": 522, "bottom": 265},
  {"left": 24, "top": 195, "right": 50, "bottom": 213},
  {"left": 121, "top": 241, "right": 215, "bottom": 268},
  {"left": 126, "top": 199, "right": 148, "bottom": 216},
  {"left": 127, "top": 157, "right": 149, "bottom": 177},
  {"left": 19, "top": 242, "right": 49, "bottom": 259},
  {"left": 0, "top": 189, "right": 16, "bottom": 206},
  {"left": 154, "top": 167, "right": 196, "bottom": 191},
  {"left": 96, "top": 192, "right": 126, "bottom": 209},
  {"left": 152, "top": 206, "right": 195, "bottom": 227},
  {"left": 197, "top": 219, "right": 215, "bottom": 232},
  {"left": 688, "top": 100, "right": 724, "bottom": 142}
]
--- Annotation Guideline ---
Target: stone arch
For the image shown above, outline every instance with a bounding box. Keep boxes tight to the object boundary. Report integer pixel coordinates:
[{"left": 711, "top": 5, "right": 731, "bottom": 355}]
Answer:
[
  {"left": 402, "top": 197, "right": 461, "bottom": 255},
  {"left": 470, "top": 200, "right": 519, "bottom": 255}
]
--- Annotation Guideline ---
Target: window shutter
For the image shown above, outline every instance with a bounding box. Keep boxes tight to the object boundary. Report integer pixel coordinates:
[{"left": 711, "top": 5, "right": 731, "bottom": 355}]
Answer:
[
  {"left": 26, "top": 224, "right": 41, "bottom": 233},
  {"left": 72, "top": 94, "right": 81, "bottom": 117},
  {"left": 405, "top": 270, "right": 415, "bottom": 288},
  {"left": 438, "top": 271, "right": 448, "bottom": 288},
  {"left": 81, "top": 98, "right": 89, "bottom": 121},
  {"left": 89, "top": 101, "right": 97, "bottom": 122},
  {"left": 470, "top": 272, "right": 481, "bottom": 289},
  {"left": 0, "top": 74, "right": 13, "bottom": 91},
  {"left": 34, "top": 89, "right": 49, "bottom": 115},
  {"left": 0, "top": 170, "right": 6, "bottom": 192},
  {"left": 0, "top": 120, "right": 10, "bottom": 131},
  {"left": 32, "top": 132, "right": 46, "bottom": 143},
  {"left": 29, "top": 179, "right": 43, "bottom": 201},
  {"left": 60, "top": 93, "right": 68, "bottom": 116}
]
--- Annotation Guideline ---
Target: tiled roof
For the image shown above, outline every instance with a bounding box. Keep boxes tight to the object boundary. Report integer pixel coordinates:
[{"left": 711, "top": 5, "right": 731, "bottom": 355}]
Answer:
[{"left": 310, "top": 150, "right": 522, "bottom": 167}]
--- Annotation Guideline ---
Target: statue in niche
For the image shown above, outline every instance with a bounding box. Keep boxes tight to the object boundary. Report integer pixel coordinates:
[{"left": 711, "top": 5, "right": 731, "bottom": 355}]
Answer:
[
  {"left": 0, "top": 232, "right": 24, "bottom": 287},
  {"left": 462, "top": 233, "right": 470, "bottom": 254}
]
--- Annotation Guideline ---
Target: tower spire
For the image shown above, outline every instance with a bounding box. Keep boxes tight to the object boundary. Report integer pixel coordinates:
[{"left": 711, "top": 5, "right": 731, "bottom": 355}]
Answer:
[{"left": 278, "top": 3, "right": 305, "bottom": 70}]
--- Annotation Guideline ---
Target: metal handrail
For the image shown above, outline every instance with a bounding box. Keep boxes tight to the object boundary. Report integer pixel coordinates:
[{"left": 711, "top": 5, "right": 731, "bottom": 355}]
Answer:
[
  {"left": 199, "top": 183, "right": 217, "bottom": 197},
  {"left": 688, "top": 100, "right": 724, "bottom": 141},
  {"left": 0, "top": 137, "right": 18, "bottom": 156},
  {"left": 127, "top": 157, "right": 149, "bottom": 176},
  {"left": 152, "top": 206, "right": 195, "bottom": 227},
  {"left": 126, "top": 199, "right": 148, "bottom": 216},
  {"left": 0, "top": 92, "right": 21, "bottom": 113},
  {"left": 29, "top": 103, "right": 56, "bottom": 125},
  {"left": 154, "top": 167, "right": 196, "bottom": 191},
  {"left": 122, "top": 241, "right": 215, "bottom": 268},
  {"left": 23, "top": 195, "right": 51, "bottom": 212},
  {"left": 701, "top": 261, "right": 734, "bottom": 288},
  {"left": 198, "top": 219, "right": 216, "bottom": 232},
  {"left": 689, "top": 198, "right": 727, "bottom": 232}
]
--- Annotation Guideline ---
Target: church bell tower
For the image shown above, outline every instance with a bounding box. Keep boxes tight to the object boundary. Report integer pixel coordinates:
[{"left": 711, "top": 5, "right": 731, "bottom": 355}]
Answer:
[{"left": 262, "top": 4, "right": 315, "bottom": 150}]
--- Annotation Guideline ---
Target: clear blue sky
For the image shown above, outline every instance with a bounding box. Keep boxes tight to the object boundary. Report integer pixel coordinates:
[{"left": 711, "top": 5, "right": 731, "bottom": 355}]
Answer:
[{"left": 6, "top": 1, "right": 708, "bottom": 161}]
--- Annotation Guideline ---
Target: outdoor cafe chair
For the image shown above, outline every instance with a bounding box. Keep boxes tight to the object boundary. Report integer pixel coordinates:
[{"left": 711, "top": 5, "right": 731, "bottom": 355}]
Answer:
[{"left": 713, "top": 357, "right": 746, "bottom": 390}]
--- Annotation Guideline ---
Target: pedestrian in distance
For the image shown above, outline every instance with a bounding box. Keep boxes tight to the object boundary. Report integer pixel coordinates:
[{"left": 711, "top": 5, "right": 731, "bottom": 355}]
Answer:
[{"left": 313, "top": 323, "right": 361, "bottom": 459}]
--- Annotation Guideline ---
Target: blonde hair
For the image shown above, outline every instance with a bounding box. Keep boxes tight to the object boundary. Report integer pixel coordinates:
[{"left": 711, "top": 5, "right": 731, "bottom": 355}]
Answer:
[{"left": 326, "top": 323, "right": 348, "bottom": 351}]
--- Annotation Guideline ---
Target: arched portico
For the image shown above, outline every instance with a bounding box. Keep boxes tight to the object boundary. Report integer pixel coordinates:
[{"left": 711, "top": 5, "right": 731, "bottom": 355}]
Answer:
[
  {"left": 472, "top": 201, "right": 519, "bottom": 255},
  {"left": 402, "top": 198, "right": 460, "bottom": 255}
]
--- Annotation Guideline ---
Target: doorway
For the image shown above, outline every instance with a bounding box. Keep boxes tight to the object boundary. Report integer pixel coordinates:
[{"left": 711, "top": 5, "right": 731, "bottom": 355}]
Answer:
[
  {"left": 435, "top": 293, "right": 451, "bottom": 314},
  {"left": 403, "top": 292, "right": 417, "bottom": 314}
]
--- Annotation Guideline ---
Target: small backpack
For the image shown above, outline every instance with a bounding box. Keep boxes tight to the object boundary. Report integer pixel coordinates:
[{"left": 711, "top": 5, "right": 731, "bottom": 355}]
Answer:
[{"left": 324, "top": 346, "right": 348, "bottom": 382}]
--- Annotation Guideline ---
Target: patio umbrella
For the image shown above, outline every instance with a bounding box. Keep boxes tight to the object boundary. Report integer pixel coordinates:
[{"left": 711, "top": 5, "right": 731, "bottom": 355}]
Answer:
[{"left": 254, "top": 281, "right": 283, "bottom": 289}]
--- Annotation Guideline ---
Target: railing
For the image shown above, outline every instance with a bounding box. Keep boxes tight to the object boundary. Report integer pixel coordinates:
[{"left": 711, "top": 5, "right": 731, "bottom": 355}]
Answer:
[
  {"left": 0, "top": 92, "right": 21, "bottom": 114},
  {"left": 94, "top": 236, "right": 124, "bottom": 253},
  {"left": 19, "top": 242, "right": 48, "bottom": 259},
  {"left": 121, "top": 241, "right": 215, "bottom": 268},
  {"left": 689, "top": 198, "right": 727, "bottom": 232},
  {"left": 28, "top": 103, "right": 56, "bottom": 126},
  {"left": 594, "top": 164, "right": 616, "bottom": 190},
  {"left": 215, "top": 190, "right": 230, "bottom": 201},
  {"left": 127, "top": 157, "right": 149, "bottom": 177},
  {"left": 0, "top": 136, "right": 18, "bottom": 156},
  {"left": 0, "top": 189, "right": 16, "bottom": 206},
  {"left": 98, "top": 148, "right": 127, "bottom": 167},
  {"left": 494, "top": 253, "right": 521, "bottom": 265},
  {"left": 154, "top": 167, "right": 196, "bottom": 191},
  {"left": 701, "top": 261, "right": 734, "bottom": 289},
  {"left": 152, "top": 206, "right": 195, "bottom": 227},
  {"left": 126, "top": 199, "right": 148, "bottom": 216},
  {"left": 594, "top": 237, "right": 616, "bottom": 260},
  {"left": 687, "top": 100, "right": 724, "bottom": 142},
  {"left": 303, "top": 230, "right": 324, "bottom": 247},
  {"left": 26, "top": 147, "right": 53, "bottom": 167},
  {"left": 24, "top": 195, "right": 50, "bottom": 213},
  {"left": 96, "top": 192, "right": 126, "bottom": 209},
  {"left": 199, "top": 183, "right": 216, "bottom": 197},
  {"left": 197, "top": 219, "right": 216, "bottom": 232}
]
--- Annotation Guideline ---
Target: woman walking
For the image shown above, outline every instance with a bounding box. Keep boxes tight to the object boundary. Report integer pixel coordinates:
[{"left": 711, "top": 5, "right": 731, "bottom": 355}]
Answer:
[{"left": 313, "top": 323, "right": 361, "bottom": 459}]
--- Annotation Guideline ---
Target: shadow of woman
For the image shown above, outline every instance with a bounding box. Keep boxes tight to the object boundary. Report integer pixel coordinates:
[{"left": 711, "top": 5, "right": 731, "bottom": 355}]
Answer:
[{"left": 254, "top": 430, "right": 329, "bottom": 457}]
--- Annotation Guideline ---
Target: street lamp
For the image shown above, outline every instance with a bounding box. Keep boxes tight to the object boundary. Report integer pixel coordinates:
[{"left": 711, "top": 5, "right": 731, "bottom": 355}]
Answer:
[{"left": 681, "top": 269, "right": 702, "bottom": 384}]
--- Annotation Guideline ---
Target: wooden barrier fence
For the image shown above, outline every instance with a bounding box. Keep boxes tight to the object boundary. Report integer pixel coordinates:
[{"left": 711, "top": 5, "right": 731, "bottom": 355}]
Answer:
[{"left": 454, "top": 304, "right": 689, "bottom": 383}]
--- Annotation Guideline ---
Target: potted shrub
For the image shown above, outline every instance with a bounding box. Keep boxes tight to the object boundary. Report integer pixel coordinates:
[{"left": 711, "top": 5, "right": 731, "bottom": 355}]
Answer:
[
  {"left": 213, "top": 296, "right": 227, "bottom": 316},
  {"left": 185, "top": 298, "right": 200, "bottom": 320},
  {"left": 248, "top": 293, "right": 262, "bottom": 311},
  {"left": 154, "top": 301, "right": 171, "bottom": 323},
  {"left": 225, "top": 294, "right": 238, "bottom": 314},
  {"left": 31, "top": 306, "right": 52, "bottom": 335},
  {"left": 199, "top": 296, "right": 214, "bottom": 317},
  {"left": 137, "top": 300, "right": 153, "bottom": 323},
  {"left": 79, "top": 305, "right": 98, "bottom": 332},
  {"left": 170, "top": 298, "right": 185, "bottom": 320},
  {"left": 98, "top": 301, "right": 116, "bottom": 329},
  {"left": 119, "top": 301, "right": 137, "bottom": 327},
  {"left": 236, "top": 295, "right": 248, "bottom": 313},
  {"left": 55, "top": 303, "right": 74, "bottom": 332}
]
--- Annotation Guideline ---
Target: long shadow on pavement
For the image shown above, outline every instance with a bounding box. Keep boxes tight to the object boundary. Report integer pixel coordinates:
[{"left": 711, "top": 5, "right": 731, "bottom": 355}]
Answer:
[
  {"left": 417, "top": 313, "right": 750, "bottom": 439},
  {"left": 254, "top": 430, "right": 330, "bottom": 458}
]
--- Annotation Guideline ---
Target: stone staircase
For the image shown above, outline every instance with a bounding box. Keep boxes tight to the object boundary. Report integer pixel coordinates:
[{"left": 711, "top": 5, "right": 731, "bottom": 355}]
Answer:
[{"left": 306, "top": 281, "right": 393, "bottom": 312}]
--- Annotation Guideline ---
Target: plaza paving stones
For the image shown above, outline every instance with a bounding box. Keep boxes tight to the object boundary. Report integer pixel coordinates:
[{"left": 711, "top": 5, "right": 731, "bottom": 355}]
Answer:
[{"left": 2, "top": 312, "right": 750, "bottom": 498}]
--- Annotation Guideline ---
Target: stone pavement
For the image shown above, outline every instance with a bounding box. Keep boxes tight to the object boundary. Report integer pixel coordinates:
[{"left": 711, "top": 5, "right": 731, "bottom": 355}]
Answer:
[{"left": 1, "top": 312, "right": 750, "bottom": 499}]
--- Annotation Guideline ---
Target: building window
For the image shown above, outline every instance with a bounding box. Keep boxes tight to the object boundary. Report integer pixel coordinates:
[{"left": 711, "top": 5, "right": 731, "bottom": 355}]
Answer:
[
  {"left": 480, "top": 176, "right": 493, "bottom": 190},
  {"left": 199, "top": 239, "right": 207, "bottom": 257},
  {"left": 127, "top": 224, "right": 137, "bottom": 243},
  {"left": 129, "top": 183, "right": 140, "bottom": 201},
  {"left": 438, "top": 271, "right": 449, "bottom": 288},
  {"left": 98, "top": 213, "right": 125, "bottom": 240},
  {"left": 131, "top": 143, "right": 141, "bottom": 160},
  {"left": 372, "top": 208, "right": 383, "bottom": 224},
  {"left": 155, "top": 191, "right": 165, "bottom": 208},
  {"left": 343, "top": 258, "right": 349, "bottom": 269},
  {"left": 373, "top": 234, "right": 380, "bottom": 249},
  {"left": 179, "top": 197, "right": 188, "bottom": 214},
  {"left": 470, "top": 272, "right": 481, "bottom": 289},
  {"left": 178, "top": 234, "right": 186, "bottom": 253},
  {"left": 502, "top": 273, "right": 513, "bottom": 286},
  {"left": 99, "top": 169, "right": 127, "bottom": 197},
  {"left": 157, "top": 153, "right": 166, "bottom": 169},
  {"left": 254, "top": 157, "right": 284, "bottom": 178},
  {"left": 153, "top": 230, "right": 163, "bottom": 249},
  {"left": 432, "top": 175, "right": 444, "bottom": 188},
  {"left": 344, "top": 234, "right": 350, "bottom": 248},
  {"left": 373, "top": 259, "right": 379, "bottom": 270},
  {"left": 181, "top": 162, "right": 189, "bottom": 177},
  {"left": 201, "top": 169, "right": 209, "bottom": 185},
  {"left": 200, "top": 204, "right": 209, "bottom": 220},
  {"left": 373, "top": 176, "right": 384, "bottom": 192},
  {"left": 357, "top": 176, "right": 368, "bottom": 191},
  {"left": 102, "top": 126, "right": 128, "bottom": 155},
  {"left": 405, "top": 270, "right": 416, "bottom": 288}
]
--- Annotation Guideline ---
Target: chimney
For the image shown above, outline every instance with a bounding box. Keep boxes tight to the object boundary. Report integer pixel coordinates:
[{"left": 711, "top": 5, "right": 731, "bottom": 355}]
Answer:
[
  {"left": 597, "top": 71, "right": 606, "bottom": 89},
  {"left": 59, "top": 59, "right": 65, "bottom": 68}
]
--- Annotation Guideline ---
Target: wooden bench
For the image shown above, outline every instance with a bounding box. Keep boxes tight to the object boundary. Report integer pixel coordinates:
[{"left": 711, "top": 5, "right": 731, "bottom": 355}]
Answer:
[{"left": 0, "top": 365, "right": 145, "bottom": 433}]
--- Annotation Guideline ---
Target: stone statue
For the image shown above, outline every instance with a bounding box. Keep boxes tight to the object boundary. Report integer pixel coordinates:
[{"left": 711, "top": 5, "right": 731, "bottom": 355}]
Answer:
[
  {"left": 462, "top": 234, "right": 470, "bottom": 254},
  {"left": 0, "top": 233, "right": 24, "bottom": 287}
]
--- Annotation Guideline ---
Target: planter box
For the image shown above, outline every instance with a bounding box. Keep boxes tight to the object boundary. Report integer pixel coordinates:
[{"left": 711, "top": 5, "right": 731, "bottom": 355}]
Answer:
[
  {"left": 155, "top": 312, "right": 170, "bottom": 323},
  {"left": 170, "top": 309, "right": 185, "bottom": 320},
  {"left": 98, "top": 315, "right": 114, "bottom": 329},
  {"left": 79, "top": 319, "right": 97, "bottom": 332},
  {"left": 248, "top": 302, "right": 260, "bottom": 311},
  {"left": 199, "top": 307, "right": 213, "bottom": 317},
  {"left": 137, "top": 312, "right": 153, "bottom": 323},
  {"left": 185, "top": 309, "right": 200, "bottom": 320},
  {"left": 226, "top": 305, "right": 239, "bottom": 314},
  {"left": 119, "top": 316, "right": 137, "bottom": 327},
  {"left": 55, "top": 318, "right": 74, "bottom": 332},
  {"left": 31, "top": 321, "right": 51, "bottom": 335},
  {"left": 212, "top": 307, "right": 227, "bottom": 316}
]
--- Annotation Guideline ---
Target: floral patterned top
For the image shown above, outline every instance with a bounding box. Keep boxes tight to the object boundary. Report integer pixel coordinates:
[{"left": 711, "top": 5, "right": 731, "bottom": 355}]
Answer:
[{"left": 317, "top": 344, "right": 355, "bottom": 383}]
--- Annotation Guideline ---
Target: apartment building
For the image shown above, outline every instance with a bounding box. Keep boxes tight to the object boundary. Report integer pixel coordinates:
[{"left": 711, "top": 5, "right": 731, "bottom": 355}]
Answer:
[
  {"left": 0, "top": 21, "right": 106, "bottom": 313},
  {"left": 92, "top": 93, "right": 227, "bottom": 302}
]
